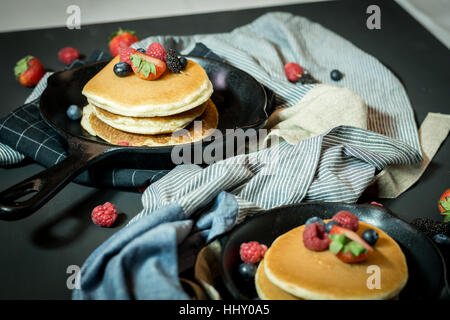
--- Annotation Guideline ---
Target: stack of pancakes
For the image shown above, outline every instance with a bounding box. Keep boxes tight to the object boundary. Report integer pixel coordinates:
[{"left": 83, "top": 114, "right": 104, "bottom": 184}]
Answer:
[
  {"left": 81, "top": 56, "right": 218, "bottom": 146},
  {"left": 255, "top": 221, "right": 408, "bottom": 300}
]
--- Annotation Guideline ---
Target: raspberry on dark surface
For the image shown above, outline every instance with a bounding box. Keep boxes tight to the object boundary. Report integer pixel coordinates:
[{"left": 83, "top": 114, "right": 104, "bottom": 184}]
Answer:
[
  {"left": 240, "top": 241, "right": 266, "bottom": 264},
  {"left": 303, "top": 223, "right": 330, "bottom": 251},
  {"left": 332, "top": 210, "right": 359, "bottom": 231},
  {"left": 91, "top": 202, "right": 118, "bottom": 227}
]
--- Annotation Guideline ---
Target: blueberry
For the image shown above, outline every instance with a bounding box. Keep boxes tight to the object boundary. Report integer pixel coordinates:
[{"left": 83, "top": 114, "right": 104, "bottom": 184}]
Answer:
[
  {"left": 113, "top": 62, "right": 132, "bottom": 77},
  {"left": 433, "top": 233, "right": 450, "bottom": 246},
  {"left": 362, "top": 229, "right": 379, "bottom": 246},
  {"left": 330, "top": 69, "right": 343, "bottom": 81},
  {"left": 325, "top": 220, "right": 340, "bottom": 233},
  {"left": 305, "top": 216, "right": 324, "bottom": 227},
  {"left": 137, "top": 48, "right": 146, "bottom": 53},
  {"left": 66, "top": 104, "right": 82, "bottom": 120},
  {"left": 179, "top": 56, "right": 187, "bottom": 69},
  {"left": 238, "top": 262, "right": 256, "bottom": 280}
]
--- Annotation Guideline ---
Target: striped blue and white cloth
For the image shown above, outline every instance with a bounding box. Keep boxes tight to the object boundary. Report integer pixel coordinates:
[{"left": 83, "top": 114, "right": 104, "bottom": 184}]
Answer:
[{"left": 73, "top": 13, "right": 423, "bottom": 299}]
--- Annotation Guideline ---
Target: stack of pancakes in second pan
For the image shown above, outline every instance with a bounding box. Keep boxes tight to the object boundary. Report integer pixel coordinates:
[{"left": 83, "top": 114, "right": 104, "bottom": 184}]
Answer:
[{"left": 81, "top": 56, "right": 218, "bottom": 146}]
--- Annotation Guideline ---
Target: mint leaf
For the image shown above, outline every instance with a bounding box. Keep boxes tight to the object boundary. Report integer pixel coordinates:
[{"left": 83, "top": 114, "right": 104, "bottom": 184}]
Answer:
[
  {"left": 348, "top": 241, "right": 365, "bottom": 257},
  {"left": 330, "top": 240, "right": 344, "bottom": 254},
  {"left": 130, "top": 54, "right": 142, "bottom": 70},
  {"left": 140, "top": 61, "right": 156, "bottom": 77}
]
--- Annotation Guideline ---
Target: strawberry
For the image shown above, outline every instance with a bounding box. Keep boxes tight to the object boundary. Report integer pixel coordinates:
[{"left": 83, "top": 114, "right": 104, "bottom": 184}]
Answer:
[
  {"left": 109, "top": 28, "right": 139, "bottom": 57},
  {"left": 129, "top": 52, "right": 166, "bottom": 81},
  {"left": 14, "top": 56, "right": 45, "bottom": 87},
  {"left": 328, "top": 225, "right": 373, "bottom": 263},
  {"left": 284, "top": 62, "right": 304, "bottom": 83},
  {"left": 146, "top": 42, "right": 166, "bottom": 62},
  {"left": 438, "top": 189, "right": 450, "bottom": 222},
  {"left": 119, "top": 47, "right": 137, "bottom": 65},
  {"left": 58, "top": 47, "right": 80, "bottom": 65}
]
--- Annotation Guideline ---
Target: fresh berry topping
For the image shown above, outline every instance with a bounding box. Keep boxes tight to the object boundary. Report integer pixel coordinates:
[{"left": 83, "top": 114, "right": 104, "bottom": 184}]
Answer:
[
  {"left": 109, "top": 28, "right": 139, "bottom": 57},
  {"left": 113, "top": 62, "right": 132, "bottom": 77},
  {"left": 240, "top": 241, "right": 266, "bottom": 264},
  {"left": 166, "top": 49, "right": 186, "bottom": 73},
  {"left": 119, "top": 47, "right": 137, "bottom": 65},
  {"left": 91, "top": 202, "right": 118, "bottom": 227},
  {"left": 370, "top": 201, "right": 383, "bottom": 206},
  {"left": 328, "top": 225, "right": 373, "bottom": 252},
  {"left": 117, "top": 141, "right": 130, "bottom": 146},
  {"left": 284, "top": 62, "right": 304, "bottom": 82},
  {"left": 130, "top": 52, "right": 166, "bottom": 81},
  {"left": 136, "top": 48, "right": 146, "bottom": 53},
  {"left": 179, "top": 57, "right": 188, "bottom": 69},
  {"left": 66, "top": 104, "right": 82, "bottom": 120},
  {"left": 332, "top": 210, "right": 359, "bottom": 231},
  {"left": 14, "top": 56, "right": 45, "bottom": 87},
  {"left": 362, "top": 228, "right": 379, "bottom": 246},
  {"left": 238, "top": 262, "right": 257, "bottom": 280},
  {"left": 328, "top": 225, "right": 373, "bottom": 263},
  {"left": 410, "top": 217, "right": 450, "bottom": 238},
  {"left": 325, "top": 220, "right": 340, "bottom": 233},
  {"left": 146, "top": 43, "right": 167, "bottom": 62},
  {"left": 303, "top": 223, "right": 330, "bottom": 251},
  {"left": 58, "top": 47, "right": 80, "bottom": 65},
  {"left": 330, "top": 69, "right": 343, "bottom": 81},
  {"left": 432, "top": 233, "right": 450, "bottom": 246},
  {"left": 438, "top": 189, "right": 450, "bottom": 222},
  {"left": 305, "top": 216, "right": 324, "bottom": 227}
]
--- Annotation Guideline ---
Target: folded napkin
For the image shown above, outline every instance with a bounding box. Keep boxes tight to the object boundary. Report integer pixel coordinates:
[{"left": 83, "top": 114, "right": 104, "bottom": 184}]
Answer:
[{"left": 72, "top": 12, "right": 438, "bottom": 300}]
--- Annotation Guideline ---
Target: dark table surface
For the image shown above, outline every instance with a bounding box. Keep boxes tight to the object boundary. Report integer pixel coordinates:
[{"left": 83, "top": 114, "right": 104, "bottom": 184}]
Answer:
[{"left": 0, "top": 0, "right": 449, "bottom": 299}]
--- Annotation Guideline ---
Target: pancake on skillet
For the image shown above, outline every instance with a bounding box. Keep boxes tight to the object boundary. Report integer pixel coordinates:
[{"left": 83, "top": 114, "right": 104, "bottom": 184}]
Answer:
[{"left": 257, "top": 221, "right": 408, "bottom": 300}]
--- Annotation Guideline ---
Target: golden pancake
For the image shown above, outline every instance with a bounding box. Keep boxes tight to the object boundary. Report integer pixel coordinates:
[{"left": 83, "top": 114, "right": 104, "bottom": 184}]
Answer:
[
  {"left": 81, "top": 99, "right": 218, "bottom": 147},
  {"left": 91, "top": 100, "right": 207, "bottom": 134},
  {"left": 255, "top": 258, "right": 300, "bottom": 300},
  {"left": 264, "top": 221, "right": 408, "bottom": 300},
  {"left": 82, "top": 56, "right": 213, "bottom": 117}
]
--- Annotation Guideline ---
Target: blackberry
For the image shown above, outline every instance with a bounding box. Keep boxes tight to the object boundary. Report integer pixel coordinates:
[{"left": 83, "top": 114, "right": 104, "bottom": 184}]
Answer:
[
  {"left": 166, "top": 49, "right": 185, "bottom": 73},
  {"left": 410, "top": 217, "right": 450, "bottom": 238}
]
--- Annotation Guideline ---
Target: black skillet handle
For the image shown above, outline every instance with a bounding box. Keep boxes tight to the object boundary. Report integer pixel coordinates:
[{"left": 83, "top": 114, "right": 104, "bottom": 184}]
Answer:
[{"left": 0, "top": 148, "right": 105, "bottom": 221}]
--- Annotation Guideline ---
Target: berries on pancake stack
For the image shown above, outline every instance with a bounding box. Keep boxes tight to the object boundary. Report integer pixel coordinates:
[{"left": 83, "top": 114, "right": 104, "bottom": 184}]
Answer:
[
  {"left": 129, "top": 52, "right": 166, "bottom": 80},
  {"left": 146, "top": 42, "right": 167, "bottom": 62},
  {"left": 166, "top": 48, "right": 187, "bottom": 73},
  {"left": 332, "top": 210, "right": 359, "bottom": 231}
]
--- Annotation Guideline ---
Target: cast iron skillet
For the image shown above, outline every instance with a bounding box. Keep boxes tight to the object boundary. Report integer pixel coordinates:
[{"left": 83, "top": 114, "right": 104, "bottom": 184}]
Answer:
[
  {"left": 221, "top": 203, "right": 448, "bottom": 300},
  {"left": 0, "top": 56, "right": 269, "bottom": 220}
]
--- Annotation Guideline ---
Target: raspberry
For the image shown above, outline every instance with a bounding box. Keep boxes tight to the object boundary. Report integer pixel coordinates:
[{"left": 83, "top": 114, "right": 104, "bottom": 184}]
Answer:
[
  {"left": 332, "top": 211, "right": 359, "bottom": 231},
  {"left": 240, "top": 241, "right": 266, "bottom": 264},
  {"left": 303, "top": 223, "right": 330, "bottom": 251},
  {"left": 146, "top": 42, "right": 167, "bottom": 62},
  {"left": 91, "top": 202, "right": 118, "bottom": 227},
  {"left": 119, "top": 47, "right": 137, "bottom": 65},
  {"left": 58, "top": 47, "right": 80, "bottom": 65},
  {"left": 284, "top": 62, "right": 304, "bottom": 83}
]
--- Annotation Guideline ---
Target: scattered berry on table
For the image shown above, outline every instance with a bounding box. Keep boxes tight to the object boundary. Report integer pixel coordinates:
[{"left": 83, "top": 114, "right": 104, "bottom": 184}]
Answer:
[
  {"left": 113, "top": 62, "right": 132, "bottom": 77},
  {"left": 284, "top": 62, "right": 304, "bottom": 82},
  {"left": 14, "top": 55, "right": 45, "bottom": 87},
  {"left": 240, "top": 241, "right": 266, "bottom": 264},
  {"left": 119, "top": 47, "right": 137, "bottom": 65},
  {"left": 303, "top": 222, "right": 330, "bottom": 251},
  {"left": 362, "top": 228, "right": 379, "bottom": 246},
  {"left": 91, "top": 202, "right": 118, "bottom": 227},
  {"left": 325, "top": 220, "right": 340, "bottom": 233},
  {"left": 166, "top": 49, "right": 186, "bottom": 73},
  {"left": 330, "top": 69, "right": 343, "bottom": 81},
  {"left": 370, "top": 201, "right": 383, "bottom": 206},
  {"left": 305, "top": 216, "right": 325, "bottom": 227},
  {"left": 438, "top": 189, "right": 450, "bottom": 222},
  {"left": 432, "top": 233, "right": 450, "bottom": 246},
  {"left": 66, "top": 104, "right": 82, "bottom": 120},
  {"left": 109, "top": 28, "right": 139, "bottom": 57},
  {"left": 146, "top": 42, "right": 167, "bottom": 62},
  {"left": 238, "top": 262, "right": 257, "bottom": 280},
  {"left": 130, "top": 52, "right": 166, "bottom": 80},
  {"left": 58, "top": 47, "right": 80, "bottom": 65},
  {"left": 411, "top": 217, "right": 450, "bottom": 238},
  {"left": 332, "top": 210, "right": 359, "bottom": 231}
]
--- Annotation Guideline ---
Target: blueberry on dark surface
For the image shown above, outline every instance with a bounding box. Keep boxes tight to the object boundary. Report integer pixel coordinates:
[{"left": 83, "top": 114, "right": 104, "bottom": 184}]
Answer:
[
  {"left": 113, "top": 62, "right": 132, "bottom": 77},
  {"left": 238, "top": 262, "right": 256, "bottom": 280},
  {"left": 325, "top": 220, "right": 340, "bottom": 233},
  {"left": 330, "top": 69, "right": 343, "bottom": 81},
  {"left": 179, "top": 56, "right": 188, "bottom": 69},
  {"left": 136, "top": 48, "right": 146, "bottom": 53},
  {"left": 305, "top": 216, "right": 324, "bottom": 227},
  {"left": 66, "top": 104, "right": 82, "bottom": 120},
  {"left": 433, "top": 233, "right": 450, "bottom": 245},
  {"left": 362, "top": 228, "right": 379, "bottom": 246}
]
